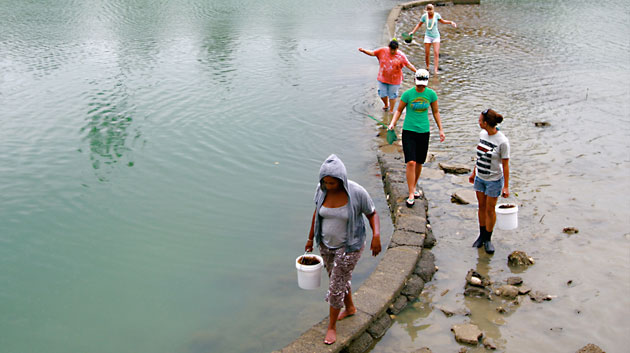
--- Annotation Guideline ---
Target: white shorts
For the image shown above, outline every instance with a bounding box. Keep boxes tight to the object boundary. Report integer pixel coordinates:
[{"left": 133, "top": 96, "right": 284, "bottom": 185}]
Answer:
[{"left": 424, "top": 36, "right": 440, "bottom": 44}]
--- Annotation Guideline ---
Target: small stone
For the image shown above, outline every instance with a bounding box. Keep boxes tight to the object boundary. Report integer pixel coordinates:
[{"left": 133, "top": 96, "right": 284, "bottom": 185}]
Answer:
[
  {"left": 534, "top": 121, "right": 551, "bottom": 127},
  {"left": 508, "top": 251, "right": 535, "bottom": 267},
  {"left": 451, "top": 323, "right": 483, "bottom": 345},
  {"left": 482, "top": 337, "right": 497, "bottom": 350},
  {"left": 529, "top": 290, "right": 553, "bottom": 303},
  {"left": 459, "top": 348, "right": 468, "bottom": 353},
  {"left": 470, "top": 277, "right": 482, "bottom": 286},
  {"left": 567, "top": 280, "right": 573, "bottom": 286},
  {"left": 441, "top": 289, "right": 449, "bottom": 296},
  {"left": 563, "top": 227, "right": 579, "bottom": 234},
  {"left": 496, "top": 285, "right": 520, "bottom": 299},
  {"left": 576, "top": 343, "right": 605, "bottom": 353},
  {"left": 496, "top": 306, "right": 506, "bottom": 314},
  {"left": 507, "top": 276, "right": 523, "bottom": 285}
]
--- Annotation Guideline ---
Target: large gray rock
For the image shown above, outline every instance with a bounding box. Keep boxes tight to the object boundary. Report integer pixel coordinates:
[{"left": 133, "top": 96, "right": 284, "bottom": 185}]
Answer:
[
  {"left": 529, "top": 290, "right": 553, "bottom": 303},
  {"left": 388, "top": 295, "right": 408, "bottom": 315},
  {"left": 402, "top": 274, "right": 425, "bottom": 298},
  {"left": 465, "top": 269, "right": 491, "bottom": 288},
  {"left": 414, "top": 250, "right": 437, "bottom": 282},
  {"left": 420, "top": 168, "right": 444, "bottom": 180},
  {"left": 576, "top": 344, "right": 605, "bottom": 353},
  {"left": 424, "top": 224, "right": 436, "bottom": 248},
  {"left": 439, "top": 163, "right": 471, "bottom": 174},
  {"left": 451, "top": 323, "right": 483, "bottom": 345},
  {"left": 506, "top": 276, "right": 523, "bottom": 285},
  {"left": 347, "top": 332, "right": 374, "bottom": 353},
  {"left": 451, "top": 189, "right": 477, "bottom": 205},
  {"left": 366, "top": 312, "right": 392, "bottom": 339}
]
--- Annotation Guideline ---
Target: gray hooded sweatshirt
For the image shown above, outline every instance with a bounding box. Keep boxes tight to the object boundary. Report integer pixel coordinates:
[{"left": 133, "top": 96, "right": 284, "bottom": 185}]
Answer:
[{"left": 313, "top": 154, "right": 376, "bottom": 252}]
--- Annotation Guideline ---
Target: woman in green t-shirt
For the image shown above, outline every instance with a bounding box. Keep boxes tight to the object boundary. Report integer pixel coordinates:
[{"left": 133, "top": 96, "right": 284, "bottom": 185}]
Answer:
[{"left": 388, "top": 69, "right": 445, "bottom": 207}]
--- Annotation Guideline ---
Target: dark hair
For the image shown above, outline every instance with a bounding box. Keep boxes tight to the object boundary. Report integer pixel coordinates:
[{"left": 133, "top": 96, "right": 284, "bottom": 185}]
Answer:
[
  {"left": 482, "top": 109, "right": 503, "bottom": 127},
  {"left": 389, "top": 39, "right": 399, "bottom": 50}
]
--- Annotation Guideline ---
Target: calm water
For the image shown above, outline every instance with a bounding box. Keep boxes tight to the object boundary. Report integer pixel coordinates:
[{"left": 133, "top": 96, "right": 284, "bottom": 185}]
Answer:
[
  {"left": 373, "top": 1, "right": 630, "bottom": 352},
  {"left": 0, "top": 0, "right": 399, "bottom": 352}
]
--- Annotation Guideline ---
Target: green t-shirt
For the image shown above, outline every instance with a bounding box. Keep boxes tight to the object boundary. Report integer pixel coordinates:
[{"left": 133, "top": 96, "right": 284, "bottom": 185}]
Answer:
[{"left": 401, "top": 87, "right": 438, "bottom": 133}]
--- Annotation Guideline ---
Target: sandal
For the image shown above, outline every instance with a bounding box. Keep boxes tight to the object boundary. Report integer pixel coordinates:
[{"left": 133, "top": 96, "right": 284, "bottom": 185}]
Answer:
[
  {"left": 406, "top": 198, "right": 415, "bottom": 207},
  {"left": 413, "top": 190, "right": 421, "bottom": 199}
]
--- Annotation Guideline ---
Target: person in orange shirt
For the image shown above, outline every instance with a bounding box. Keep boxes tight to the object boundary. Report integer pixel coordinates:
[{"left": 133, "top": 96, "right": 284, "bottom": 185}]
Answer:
[{"left": 359, "top": 39, "right": 417, "bottom": 112}]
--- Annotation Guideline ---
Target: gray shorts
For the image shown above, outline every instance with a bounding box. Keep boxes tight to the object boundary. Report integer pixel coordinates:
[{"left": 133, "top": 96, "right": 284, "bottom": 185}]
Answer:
[{"left": 319, "top": 243, "right": 364, "bottom": 309}]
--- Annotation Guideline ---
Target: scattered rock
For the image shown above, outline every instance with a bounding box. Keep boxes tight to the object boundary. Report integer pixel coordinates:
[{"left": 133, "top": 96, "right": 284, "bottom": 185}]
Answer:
[
  {"left": 506, "top": 276, "right": 523, "bottom": 285},
  {"left": 451, "top": 189, "right": 477, "bottom": 205},
  {"left": 412, "top": 348, "right": 433, "bottom": 353},
  {"left": 496, "top": 306, "right": 506, "bottom": 314},
  {"left": 550, "top": 327, "right": 563, "bottom": 332},
  {"left": 508, "top": 251, "right": 535, "bottom": 267},
  {"left": 420, "top": 168, "right": 445, "bottom": 179},
  {"left": 451, "top": 324, "right": 483, "bottom": 345},
  {"left": 464, "top": 286, "right": 491, "bottom": 298},
  {"left": 567, "top": 280, "right": 573, "bottom": 286},
  {"left": 438, "top": 306, "right": 471, "bottom": 317},
  {"left": 458, "top": 348, "right": 468, "bottom": 353},
  {"left": 534, "top": 121, "right": 551, "bottom": 127},
  {"left": 439, "top": 163, "right": 471, "bottom": 174},
  {"left": 495, "top": 285, "right": 520, "bottom": 299},
  {"left": 482, "top": 337, "right": 497, "bottom": 350},
  {"left": 529, "top": 290, "right": 553, "bottom": 303},
  {"left": 518, "top": 286, "right": 532, "bottom": 295},
  {"left": 563, "top": 227, "right": 579, "bottom": 234},
  {"left": 576, "top": 343, "right": 605, "bottom": 353},
  {"left": 466, "top": 270, "right": 491, "bottom": 288},
  {"left": 440, "top": 289, "right": 450, "bottom": 296}
]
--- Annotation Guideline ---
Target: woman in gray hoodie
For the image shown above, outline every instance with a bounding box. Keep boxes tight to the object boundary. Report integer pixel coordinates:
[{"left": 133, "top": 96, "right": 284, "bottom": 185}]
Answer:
[{"left": 305, "top": 154, "right": 381, "bottom": 345}]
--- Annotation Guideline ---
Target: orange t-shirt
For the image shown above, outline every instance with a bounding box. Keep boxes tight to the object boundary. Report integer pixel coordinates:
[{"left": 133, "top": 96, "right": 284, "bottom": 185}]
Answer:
[{"left": 374, "top": 48, "right": 410, "bottom": 85}]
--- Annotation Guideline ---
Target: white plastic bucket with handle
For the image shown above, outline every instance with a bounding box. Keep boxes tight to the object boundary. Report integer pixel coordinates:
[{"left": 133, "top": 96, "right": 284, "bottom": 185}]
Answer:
[
  {"left": 295, "top": 254, "right": 324, "bottom": 290},
  {"left": 495, "top": 203, "right": 518, "bottom": 230}
]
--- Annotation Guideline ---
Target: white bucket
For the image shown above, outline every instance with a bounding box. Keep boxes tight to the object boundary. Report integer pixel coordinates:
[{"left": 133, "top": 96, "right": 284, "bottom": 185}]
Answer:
[
  {"left": 495, "top": 203, "right": 518, "bottom": 230},
  {"left": 295, "top": 254, "right": 324, "bottom": 290}
]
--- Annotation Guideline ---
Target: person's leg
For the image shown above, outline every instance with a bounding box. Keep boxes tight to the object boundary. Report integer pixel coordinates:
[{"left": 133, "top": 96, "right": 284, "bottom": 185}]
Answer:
[
  {"left": 483, "top": 196, "right": 499, "bottom": 254},
  {"left": 338, "top": 291, "right": 356, "bottom": 320},
  {"left": 412, "top": 132, "right": 429, "bottom": 196},
  {"left": 433, "top": 42, "right": 440, "bottom": 74},
  {"left": 476, "top": 191, "right": 487, "bottom": 229},
  {"left": 424, "top": 42, "right": 431, "bottom": 70},
  {"left": 324, "top": 248, "right": 363, "bottom": 344},
  {"left": 377, "top": 81, "right": 389, "bottom": 110},
  {"left": 406, "top": 160, "right": 418, "bottom": 200},
  {"left": 388, "top": 97, "right": 396, "bottom": 112}
]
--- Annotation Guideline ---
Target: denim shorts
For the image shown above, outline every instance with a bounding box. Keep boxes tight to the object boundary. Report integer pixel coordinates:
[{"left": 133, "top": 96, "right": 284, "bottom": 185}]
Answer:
[
  {"left": 377, "top": 81, "right": 400, "bottom": 99},
  {"left": 474, "top": 176, "right": 503, "bottom": 198}
]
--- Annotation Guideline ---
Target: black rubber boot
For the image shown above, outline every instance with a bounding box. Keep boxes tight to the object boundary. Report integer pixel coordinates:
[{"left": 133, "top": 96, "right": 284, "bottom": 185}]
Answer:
[
  {"left": 484, "top": 231, "right": 495, "bottom": 254},
  {"left": 472, "top": 226, "right": 486, "bottom": 248}
]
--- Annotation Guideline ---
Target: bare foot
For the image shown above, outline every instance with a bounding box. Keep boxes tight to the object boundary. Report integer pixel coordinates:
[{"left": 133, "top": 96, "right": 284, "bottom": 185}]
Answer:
[
  {"left": 434, "top": 70, "right": 439, "bottom": 75},
  {"left": 324, "top": 329, "right": 336, "bottom": 345},
  {"left": 338, "top": 307, "right": 357, "bottom": 320}
]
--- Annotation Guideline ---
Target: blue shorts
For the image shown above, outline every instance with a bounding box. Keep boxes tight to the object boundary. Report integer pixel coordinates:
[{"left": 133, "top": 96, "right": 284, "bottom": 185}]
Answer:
[
  {"left": 377, "top": 81, "right": 400, "bottom": 99},
  {"left": 474, "top": 176, "right": 503, "bottom": 198}
]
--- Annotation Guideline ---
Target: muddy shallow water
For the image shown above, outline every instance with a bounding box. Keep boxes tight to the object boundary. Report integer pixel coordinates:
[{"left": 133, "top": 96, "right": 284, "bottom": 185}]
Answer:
[{"left": 371, "top": 1, "right": 630, "bottom": 352}]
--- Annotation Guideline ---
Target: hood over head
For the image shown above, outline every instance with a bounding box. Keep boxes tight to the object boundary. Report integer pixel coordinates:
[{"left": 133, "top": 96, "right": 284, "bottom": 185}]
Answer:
[{"left": 318, "top": 154, "right": 348, "bottom": 192}]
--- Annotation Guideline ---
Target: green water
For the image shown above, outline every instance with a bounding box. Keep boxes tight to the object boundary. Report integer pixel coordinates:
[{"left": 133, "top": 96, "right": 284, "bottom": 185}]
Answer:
[{"left": 0, "top": 0, "right": 397, "bottom": 352}]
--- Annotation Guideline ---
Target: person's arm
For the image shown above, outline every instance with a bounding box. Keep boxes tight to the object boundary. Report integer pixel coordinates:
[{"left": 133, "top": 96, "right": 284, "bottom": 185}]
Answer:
[
  {"left": 358, "top": 47, "right": 376, "bottom": 56},
  {"left": 410, "top": 20, "right": 423, "bottom": 35},
  {"left": 388, "top": 100, "right": 407, "bottom": 130},
  {"left": 430, "top": 100, "right": 445, "bottom": 142},
  {"left": 366, "top": 211, "right": 381, "bottom": 256},
  {"left": 501, "top": 159, "right": 510, "bottom": 198},
  {"left": 405, "top": 62, "right": 417, "bottom": 72},
  {"left": 305, "top": 209, "right": 316, "bottom": 252},
  {"left": 439, "top": 18, "right": 457, "bottom": 28},
  {"left": 469, "top": 166, "right": 476, "bottom": 184}
]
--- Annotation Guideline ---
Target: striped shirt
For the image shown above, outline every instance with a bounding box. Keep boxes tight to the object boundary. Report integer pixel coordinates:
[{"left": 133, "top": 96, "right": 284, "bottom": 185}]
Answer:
[{"left": 475, "top": 130, "right": 510, "bottom": 181}]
